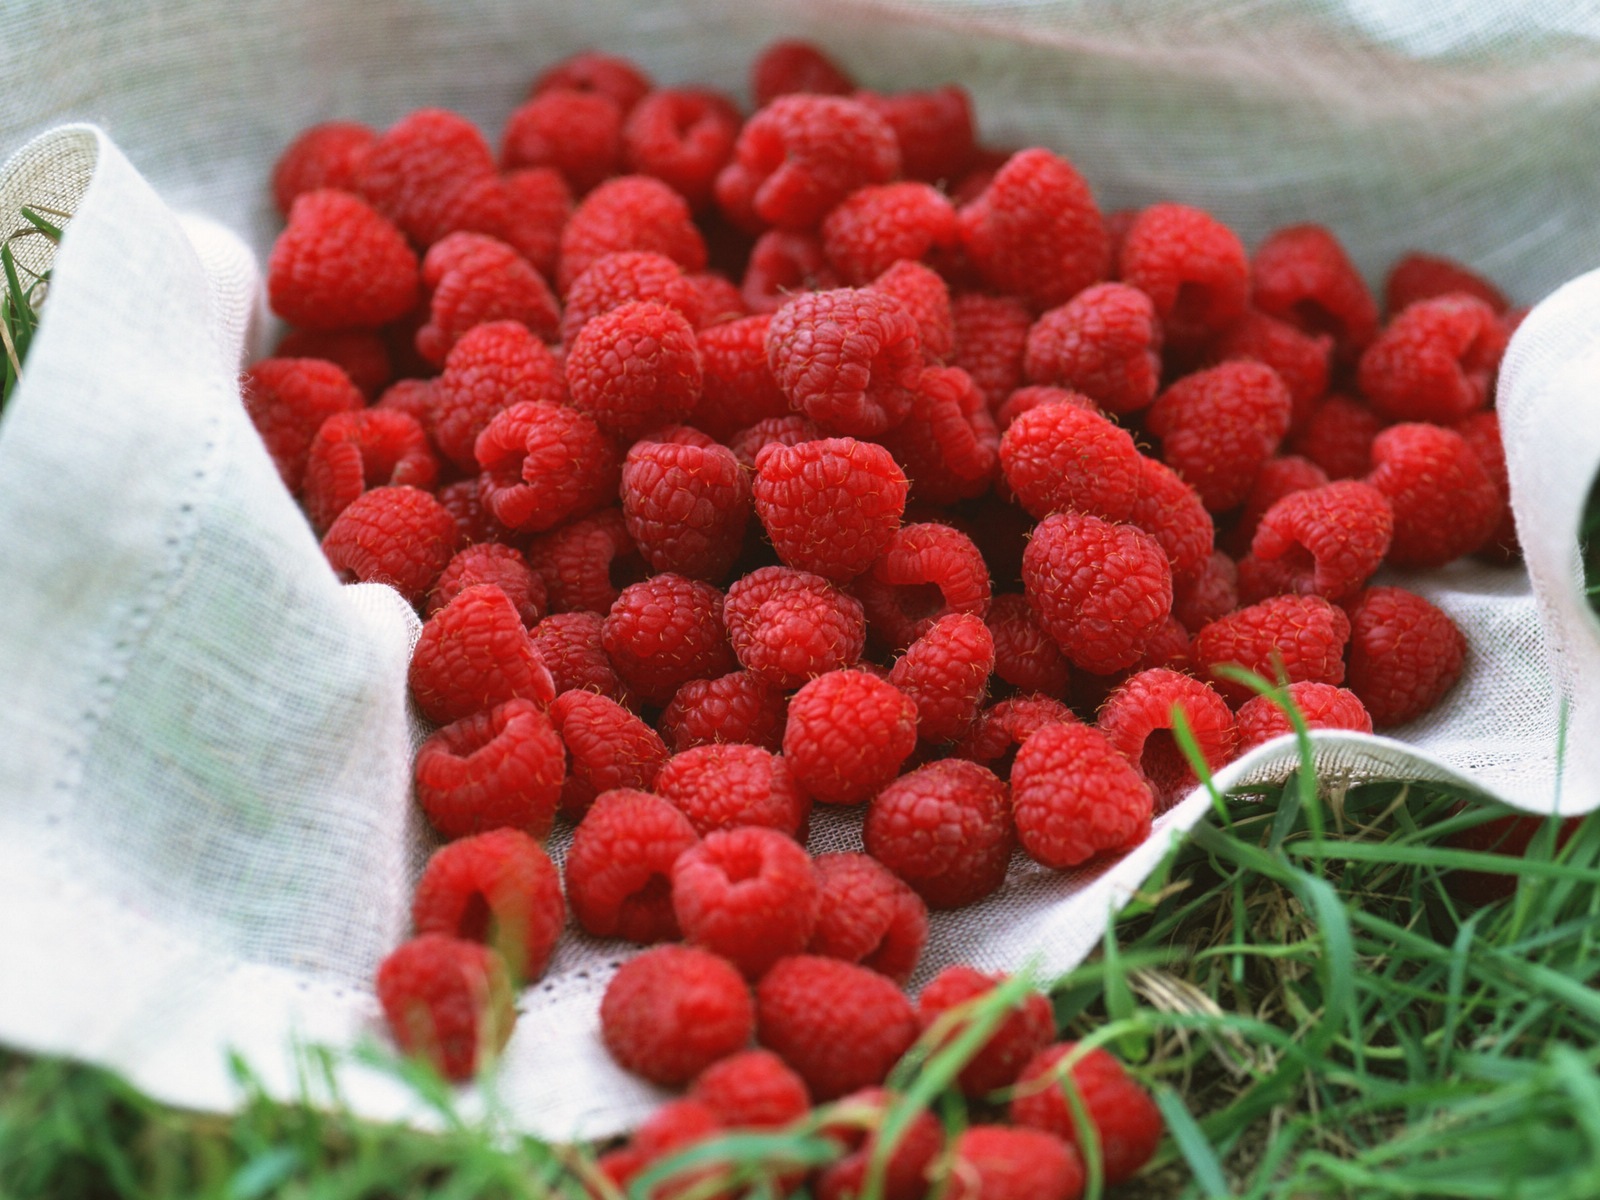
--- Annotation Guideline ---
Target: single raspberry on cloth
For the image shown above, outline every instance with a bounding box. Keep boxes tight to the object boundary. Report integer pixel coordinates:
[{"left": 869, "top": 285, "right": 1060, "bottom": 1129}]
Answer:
[
  {"left": 322, "top": 485, "right": 459, "bottom": 604},
  {"left": 1010, "top": 719, "right": 1153, "bottom": 868},
  {"left": 753, "top": 437, "right": 909, "bottom": 580},
  {"left": 268, "top": 189, "right": 418, "bottom": 332},
  {"left": 1011, "top": 1044, "right": 1164, "bottom": 1187},
  {"left": 864, "top": 758, "right": 1014, "bottom": 909},
  {"left": 376, "top": 935, "right": 515, "bottom": 1082},
  {"left": 408, "top": 584, "right": 555, "bottom": 725},
  {"left": 564, "top": 788, "right": 698, "bottom": 942},
  {"left": 1098, "top": 668, "right": 1239, "bottom": 805},
  {"left": 600, "top": 944, "right": 753, "bottom": 1086},
  {"left": 783, "top": 669, "right": 919, "bottom": 805},
  {"left": 413, "top": 698, "right": 565, "bottom": 841},
  {"left": 548, "top": 690, "right": 667, "bottom": 818},
  {"left": 672, "top": 826, "right": 821, "bottom": 978},
  {"left": 807, "top": 852, "right": 928, "bottom": 985},
  {"left": 766, "top": 288, "right": 923, "bottom": 436},
  {"left": 1344, "top": 586, "right": 1468, "bottom": 727}
]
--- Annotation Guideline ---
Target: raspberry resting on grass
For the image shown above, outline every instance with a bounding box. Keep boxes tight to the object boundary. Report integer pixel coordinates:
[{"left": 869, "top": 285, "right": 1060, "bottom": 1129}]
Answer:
[
  {"left": 376, "top": 935, "right": 515, "bottom": 1083},
  {"left": 864, "top": 758, "right": 1014, "bottom": 910},
  {"left": 413, "top": 699, "right": 565, "bottom": 841},
  {"left": 672, "top": 826, "right": 821, "bottom": 978},
  {"left": 1193, "top": 594, "right": 1351, "bottom": 706},
  {"left": 1010, "top": 719, "right": 1154, "bottom": 868},
  {"left": 600, "top": 944, "right": 754, "bottom": 1086},
  {"left": 412, "top": 828, "right": 564, "bottom": 983},
  {"left": 807, "top": 852, "right": 929, "bottom": 984},
  {"left": 942, "top": 1126, "right": 1085, "bottom": 1200},
  {"left": 564, "top": 787, "right": 698, "bottom": 943}
]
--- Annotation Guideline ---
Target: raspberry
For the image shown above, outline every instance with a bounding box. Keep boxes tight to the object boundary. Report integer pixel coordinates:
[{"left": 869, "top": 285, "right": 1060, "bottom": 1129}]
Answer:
[
  {"left": 1456, "top": 410, "right": 1519, "bottom": 563},
  {"left": 270, "top": 120, "right": 377, "bottom": 215},
  {"left": 807, "top": 853, "right": 929, "bottom": 984},
  {"left": 854, "top": 85, "right": 977, "bottom": 184},
  {"left": 1174, "top": 550, "right": 1239, "bottom": 634},
  {"left": 429, "top": 543, "right": 546, "bottom": 628},
  {"left": 687, "top": 271, "right": 749, "bottom": 326},
  {"left": 525, "top": 507, "right": 642, "bottom": 615},
  {"left": 475, "top": 401, "right": 619, "bottom": 533},
  {"left": 500, "top": 168, "right": 573, "bottom": 278},
  {"left": 1226, "top": 454, "right": 1331, "bottom": 560},
  {"left": 753, "top": 438, "right": 908, "bottom": 580},
  {"left": 814, "top": 1088, "right": 946, "bottom": 1200},
  {"left": 958, "top": 148, "right": 1110, "bottom": 312},
  {"left": 1097, "top": 668, "right": 1238, "bottom": 806},
  {"left": 1357, "top": 293, "right": 1506, "bottom": 423},
  {"left": 1247, "top": 480, "right": 1393, "bottom": 603},
  {"left": 715, "top": 95, "right": 899, "bottom": 232},
  {"left": 565, "top": 788, "right": 698, "bottom": 941},
  {"left": 1345, "top": 586, "right": 1467, "bottom": 728},
  {"left": 600, "top": 944, "right": 754, "bottom": 1086},
  {"left": 741, "top": 229, "right": 842, "bottom": 313},
  {"left": 880, "top": 365, "right": 1000, "bottom": 506},
  {"left": 952, "top": 292, "right": 1031, "bottom": 412},
  {"left": 986, "top": 593, "right": 1072, "bottom": 698},
  {"left": 435, "top": 478, "right": 515, "bottom": 548},
  {"left": 728, "top": 414, "right": 825, "bottom": 470},
  {"left": 993, "top": 384, "right": 1099, "bottom": 433},
  {"left": 412, "top": 697, "right": 566, "bottom": 841},
  {"left": 1211, "top": 308, "right": 1333, "bottom": 431},
  {"left": 565, "top": 300, "right": 703, "bottom": 441},
  {"left": 917, "top": 967, "right": 1055, "bottom": 1098},
  {"left": 751, "top": 40, "right": 855, "bottom": 107},
  {"left": 756, "top": 957, "right": 920, "bottom": 1100},
  {"left": 549, "top": 690, "right": 668, "bottom": 817},
  {"left": 1235, "top": 681, "right": 1373, "bottom": 751},
  {"left": 766, "top": 288, "right": 923, "bottom": 437},
  {"left": 621, "top": 437, "right": 750, "bottom": 582},
  {"left": 999, "top": 399, "right": 1144, "bottom": 522},
  {"left": 532, "top": 51, "right": 654, "bottom": 113},
  {"left": 1128, "top": 455, "right": 1216, "bottom": 586},
  {"left": 274, "top": 327, "right": 392, "bottom": 400},
  {"left": 409, "top": 584, "right": 555, "bottom": 724},
  {"left": 619, "top": 1099, "right": 725, "bottom": 1191},
  {"left": 412, "top": 828, "right": 564, "bottom": 982},
  {"left": 1011, "top": 1044, "right": 1163, "bottom": 1186},
  {"left": 500, "top": 89, "right": 623, "bottom": 194},
  {"left": 656, "top": 743, "right": 809, "bottom": 839},
  {"left": 527, "top": 611, "right": 631, "bottom": 703},
  {"left": 559, "top": 250, "right": 706, "bottom": 347},
  {"left": 431, "top": 321, "right": 565, "bottom": 472},
  {"left": 1290, "top": 393, "right": 1384, "bottom": 480},
  {"left": 1192, "top": 594, "right": 1351, "bottom": 705},
  {"left": 557, "top": 174, "right": 708, "bottom": 294},
  {"left": 822, "top": 182, "right": 960, "bottom": 286},
  {"left": 268, "top": 190, "right": 419, "bottom": 332},
  {"left": 621, "top": 87, "right": 742, "bottom": 211},
  {"left": 1366, "top": 423, "right": 1498, "bottom": 567},
  {"left": 1010, "top": 719, "right": 1153, "bottom": 867},
  {"left": 1251, "top": 223, "right": 1379, "bottom": 361},
  {"left": 888, "top": 613, "right": 995, "bottom": 743},
  {"left": 724, "top": 566, "right": 866, "bottom": 688},
  {"left": 303, "top": 408, "right": 437, "bottom": 532},
  {"left": 857, "top": 523, "right": 992, "bottom": 651},
  {"left": 955, "top": 695, "right": 1078, "bottom": 778},
  {"left": 244, "top": 358, "right": 366, "bottom": 493},
  {"left": 693, "top": 315, "right": 792, "bottom": 440},
  {"left": 1118, "top": 203, "right": 1249, "bottom": 350},
  {"left": 870, "top": 259, "right": 954, "bottom": 362},
  {"left": 660, "top": 671, "right": 788, "bottom": 755},
  {"left": 672, "top": 827, "right": 821, "bottom": 978},
  {"left": 783, "top": 670, "right": 919, "bottom": 805},
  {"left": 1444, "top": 809, "right": 1583, "bottom": 907},
  {"left": 864, "top": 758, "right": 1013, "bottom": 909},
  {"left": 375, "top": 935, "right": 514, "bottom": 1082},
  {"left": 941, "top": 1126, "right": 1084, "bottom": 1200},
  {"left": 415, "top": 232, "right": 560, "bottom": 366},
  {"left": 1023, "top": 282, "right": 1162, "bottom": 416},
  {"left": 1385, "top": 252, "right": 1509, "bottom": 316},
  {"left": 1147, "top": 361, "right": 1293, "bottom": 513},
  {"left": 322, "top": 485, "right": 458, "bottom": 604},
  {"left": 602, "top": 574, "right": 736, "bottom": 706},
  {"left": 1022, "top": 511, "right": 1173, "bottom": 675},
  {"left": 690, "top": 1049, "right": 811, "bottom": 1129},
  {"left": 357, "top": 109, "right": 502, "bottom": 248}
]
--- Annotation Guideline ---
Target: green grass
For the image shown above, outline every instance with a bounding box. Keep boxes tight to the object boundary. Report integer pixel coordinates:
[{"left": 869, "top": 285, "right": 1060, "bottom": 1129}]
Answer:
[{"left": 0, "top": 204, "right": 65, "bottom": 415}]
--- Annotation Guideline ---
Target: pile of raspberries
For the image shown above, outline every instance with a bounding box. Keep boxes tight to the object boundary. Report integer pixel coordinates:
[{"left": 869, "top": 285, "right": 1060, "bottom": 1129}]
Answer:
[{"left": 246, "top": 36, "right": 1519, "bottom": 1197}]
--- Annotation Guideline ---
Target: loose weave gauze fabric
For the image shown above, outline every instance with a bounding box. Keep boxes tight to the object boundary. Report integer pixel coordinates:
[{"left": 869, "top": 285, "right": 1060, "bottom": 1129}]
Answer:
[{"left": 0, "top": 0, "right": 1597, "bottom": 1142}]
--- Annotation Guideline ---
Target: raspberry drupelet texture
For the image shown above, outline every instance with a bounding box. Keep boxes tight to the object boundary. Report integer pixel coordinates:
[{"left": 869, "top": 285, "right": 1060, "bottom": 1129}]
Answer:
[
  {"left": 955, "top": 694, "right": 1080, "bottom": 777},
  {"left": 1227, "top": 454, "right": 1331, "bottom": 560},
  {"left": 857, "top": 522, "right": 992, "bottom": 651},
  {"left": 880, "top": 365, "right": 1000, "bottom": 506},
  {"left": 814, "top": 1087, "right": 946, "bottom": 1200},
  {"left": 1211, "top": 308, "right": 1334, "bottom": 430},
  {"left": 1251, "top": 223, "right": 1379, "bottom": 361},
  {"left": 1345, "top": 586, "right": 1468, "bottom": 728},
  {"left": 548, "top": 690, "right": 668, "bottom": 817},
  {"left": 430, "top": 320, "right": 565, "bottom": 473},
  {"left": 376, "top": 935, "right": 515, "bottom": 1082},
  {"left": 524, "top": 507, "right": 642, "bottom": 616},
  {"left": 1146, "top": 361, "right": 1293, "bottom": 513},
  {"left": 622, "top": 436, "right": 750, "bottom": 582},
  {"left": 690, "top": 1049, "right": 812, "bottom": 1129},
  {"left": 693, "top": 314, "right": 793, "bottom": 440},
  {"left": 655, "top": 743, "right": 809, "bottom": 839},
  {"left": 501, "top": 167, "right": 573, "bottom": 278},
  {"left": 564, "top": 787, "right": 698, "bottom": 942},
  {"left": 1456, "top": 410, "right": 1520, "bottom": 563},
  {"left": 942, "top": 1126, "right": 1085, "bottom": 1200},
  {"left": 724, "top": 566, "right": 866, "bottom": 689},
  {"left": 412, "top": 828, "right": 564, "bottom": 983},
  {"left": 1097, "top": 668, "right": 1239, "bottom": 806},
  {"left": 660, "top": 670, "right": 788, "bottom": 754},
  {"left": 428, "top": 543, "right": 546, "bottom": 629},
  {"left": 1118, "top": 203, "right": 1250, "bottom": 351},
  {"left": 559, "top": 250, "right": 706, "bottom": 346},
  {"left": 600, "top": 944, "right": 754, "bottom": 1086},
  {"left": 268, "top": 190, "right": 419, "bottom": 332},
  {"left": 1366, "top": 422, "right": 1499, "bottom": 568},
  {"left": 622, "top": 87, "right": 743, "bottom": 211},
  {"left": 244, "top": 357, "right": 365, "bottom": 493},
  {"left": 999, "top": 398, "right": 1144, "bottom": 522},
  {"left": 728, "top": 413, "right": 826, "bottom": 469},
  {"left": 917, "top": 967, "right": 1056, "bottom": 1099},
  {"left": 1245, "top": 480, "right": 1393, "bottom": 603},
  {"left": 1174, "top": 550, "right": 1240, "bottom": 635},
  {"left": 1010, "top": 719, "right": 1153, "bottom": 868},
  {"left": 528, "top": 611, "right": 633, "bottom": 703},
  {"left": 322, "top": 485, "right": 459, "bottom": 604},
  {"left": 741, "top": 229, "right": 842, "bottom": 313},
  {"left": 855, "top": 84, "right": 977, "bottom": 184},
  {"left": 435, "top": 478, "right": 516, "bottom": 548},
  {"left": 756, "top": 956, "right": 920, "bottom": 1100},
  {"left": 276, "top": 327, "right": 392, "bottom": 399},
  {"left": 1385, "top": 252, "right": 1510, "bottom": 316},
  {"left": 864, "top": 758, "right": 1014, "bottom": 909},
  {"left": 564, "top": 299, "right": 703, "bottom": 441},
  {"left": 557, "top": 174, "right": 708, "bottom": 293},
  {"left": 1128, "top": 454, "right": 1216, "bottom": 587},
  {"left": 783, "top": 669, "right": 919, "bottom": 805},
  {"left": 869, "top": 259, "right": 955, "bottom": 362},
  {"left": 270, "top": 120, "right": 376, "bottom": 215},
  {"left": 1235, "top": 682, "right": 1373, "bottom": 751},
  {"left": 753, "top": 437, "right": 909, "bottom": 580},
  {"left": 601, "top": 574, "right": 736, "bottom": 706},
  {"left": 1357, "top": 293, "right": 1507, "bottom": 423},
  {"left": 751, "top": 39, "right": 855, "bottom": 107},
  {"left": 474, "top": 400, "right": 619, "bottom": 534},
  {"left": 766, "top": 288, "right": 923, "bottom": 437},
  {"left": 303, "top": 408, "right": 437, "bottom": 532},
  {"left": 822, "top": 182, "right": 960, "bottom": 285},
  {"left": 408, "top": 584, "right": 555, "bottom": 725},
  {"left": 500, "top": 88, "right": 624, "bottom": 195},
  {"left": 672, "top": 826, "right": 821, "bottom": 978},
  {"left": 986, "top": 592, "right": 1072, "bottom": 697},
  {"left": 532, "top": 50, "right": 654, "bottom": 112},
  {"left": 952, "top": 292, "right": 1032, "bottom": 412},
  {"left": 807, "top": 852, "right": 929, "bottom": 984},
  {"left": 357, "top": 108, "right": 503, "bottom": 248},
  {"left": 1024, "top": 282, "right": 1162, "bottom": 415},
  {"left": 413, "top": 698, "right": 566, "bottom": 841},
  {"left": 1011, "top": 1044, "right": 1164, "bottom": 1187},
  {"left": 415, "top": 232, "right": 560, "bottom": 365},
  {"left": 1192, "top": 594, "right": 1351, "bottom": 705},
  {"left": 371, "top": 375, "right": 434, "bottom": 428},
  {"left": 888, "top": 612, "right": 995, "bottom": 744},
  {"left": 1291, "top": 392, "right": 1385, "bottom": 480}
]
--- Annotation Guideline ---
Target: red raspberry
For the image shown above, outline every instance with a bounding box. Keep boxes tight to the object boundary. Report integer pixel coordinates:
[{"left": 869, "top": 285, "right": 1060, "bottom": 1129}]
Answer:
[
  {"left": 784, "top": 670, "right": 919, "bottom": 805},
  {"left": 1010, "top": 719, "right": 1152, "bottom": 867},
  {"left": 807, "top": 853, "right": 928, "bottom": 984},
  {"left": 1011, "top": 1044, "right": 1163, "bottom": 1187},
  {"left": 528, "top": 610, "right": 632, "bottom": 702},
  {"left": 672, "top": 827, "right": 821, "bottom": 978},
  {"left": 274, "top": 327, "right": 392, "bottom": 400},
  {"left": 525, "top": 507, "right": 642, "bottom": 615},
  {"left": 376, "top": 934, "right": 514, "bottom": 1082},
  {"left": 689, "top": 272, "right": 749, "bottom": 324},
  {"left": 501, "top": 167, "right": 573, "bottom": 278},
  {"left": 1210, "top": 308, "right": 1333, "bottom": 431},
  {"left": 602, "top": 574, "right": 736, "bottom": 706},
  {"left": 958, "top": 148, "right": 1110, "bottom": 312},
  {"left": 1345, "top": 586, "right": 1467, "bottom": 728},
  {"left": 1235, "top": 681, "right": 1373, "bottom": 751},
  {"left": 880, "top": 365, "right": 1000, "bottom": 506},
  {"left": 854, "top": 85, "right": 976, "bottom": 184},
  {"left": 857, "top": 522, "right": 991, "bottom": 651},
  {"left": 271, "top": 120, "right": 377, "bottom": 215},
  {"left": 728, "top": 414, "right": 825, "bottom": 469},
  {"left": 268, "top": 190, "right": 419, "bottom": 332},
  {"left": 303, "top": 408, "right": 437, "bottom": 532},
  {"left": 1367, "top": 423, "right": 1498, "bottom": 567},
  {"left": 715, "top": 95, "right": 899, "bottom": 232},
  {"left": 621, "top": 87, "right": 742, "bottom": 211},
  {"left": 322, "top": 485, "right": 458, "bottom": 603},
  {"left": 660, "top": 670, "right": 788, "bottom": 755},
  {"left": 565, "top": 788, "right": 697, "bottom": 941},
  {"left": 559, "top": 250, "right": 706, "bottom": 347},
  {"left": 822, "top": 182, "right": 959, "bottom": 286},
  {"left": 1192, "top": 594, "right": 1351, "bottom": 705},
  {"left": 942, "top": 1126, "right": 1085, "bottom": 1200},
  {"left": 1118, "top": 203, "right": 1249, "bottom": 350},
  {"left": 756, "top": 956, "right": 920, "bottom": 1100},
  {"left": 1456, "top": 410, "right": 1519, "bottom": 563},
  {"left": 1147, "top": 361, "right": 1293, "bottom": 513},
  {"left": 616, "top": 1099, "right": 725, "bottom": 1192},
  {"left": 565, "top": 300, "right": 703, "bottom": 441},
  {"left": 741, "top": 229, "right": 842, "bottom": 313},
  {"left": 656, "top": 743, "right": 809, "bottom": 839},
  {"left": 814, "top": 1087, "right": 946, "bottom": 1200},
  {"left": 753, "top": 438, "right": 908, "bottom": 580},
  {"left": 409, "top": 585, "right": 555, "bottom": 724},
  {"left": 412, "top": 828, "right": 564, "bottom": 982},
  {"left": 1024, "top": 283, "right": 1162, "bottom": 416},
  {"left": 999, "top": 399, "right": 1144, "bottom": 522},
  {"left": 600, "top": 944, "right": 753, "bottom": 1086},
  {"left": 1246, "top": 480, "right": 1393, "bottom": 603},
  {"left": 1385, "top": 252, "right": 1509, "bottom": 316},
  {"left": 986, "top": 593, "right": 1072, "bottom": 698},
  {"left": 532, "top": 51, "right": 653, "bottom": 112},
  {"left": 435, "top": 478, "right": 515, "bottom": 548},
  {"left": 1128, "top": 455, "right": 1216, "bottom": 587},
  {"left": 500, "top": 89, "right": 623, "bottom": 194},
  {"left": 557, "top": 175, "right": 708, "bottom": 294},
  {"left": 415, "top": 233, "right": 560, "bottom": 366},
  {"left": 1251, "top": 223, "right": 1379, "bottom": 361},
  {"left": 766, "top": 288, "right": 922, "bottom": 437},
  {"left": 1022, "top": 511, "right": 1173, "bottom": 675},
  {"left": 1444, "top": 808, "right": 1583, "bottom": 907},
  {"left": 724, "top": 566, "right": 866, "bottom": 689},
  {"left": 475, "top": 401, "right": 619, "bottom": 533},
  {"left": 917, "top": 967, "right": 1055, "bottom": 1098},
  {"left": 412, "top": 699, "right": 565, "bottom": 840},
  {"left": 865, "top": 758, "right": 1013, "bottom": 909},
  {"left": 549, "top": 690, "right": 667, "bottom": 817},
  {"left": 1226, "top": 454, "right": 1331, "bottom": 560},
  {"left": 751, "top": 39, "right": 855, "bottom": 107},
  {"left": 994, "top": 383, "right": 1100, "bottom": 433},
  {"left": 693, "top": 314, "right": 792, "bottom": 440},
  {"left": 955, "top": 695, "right": 1078, "bottom": 778},
  {"left": 1097, "top": 668, "right": 1238, "bottom": 806},
  {"left": 690, "top": 1049, "right": 811, "bottom": 1129},
  {"left": 952, "top": 292, "right": 1031, "bottom": 412},
  {"left": 870, "top": 259, "right": 954, "bottom": 362},
  {"left": 1290, "top": 392, "right": 1384, "bottom": 480},
  {"left": 1357, "top": 293, "right": 1506, "bottom": 424},
  {"left": 430, "top": 321, "right": 564, "bottom": 472},
  {"left": 622, "top": 437, "right": 750, "bottom": 582},
  {"left": 357, "top": 109, "right": 502, "bottom": 248},
  {"left": 889, "top": 613, "right": 995, "bottom": 743},
  {"left": 1174, "top": 550, "right": 1239, "bottom": 635},
  {"left": 428, "top": 543, "right": 546, "bottom": 629}
]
